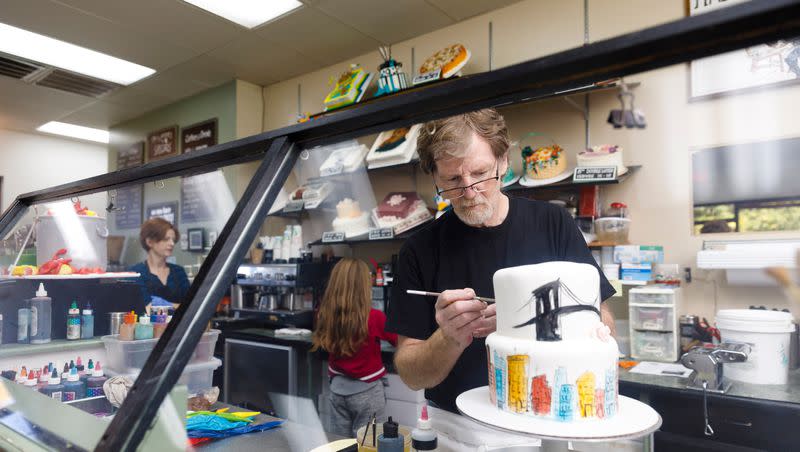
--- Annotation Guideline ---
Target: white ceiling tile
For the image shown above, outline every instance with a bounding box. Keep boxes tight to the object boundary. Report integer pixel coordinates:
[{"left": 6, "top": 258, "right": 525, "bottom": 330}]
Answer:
[
  {"left": 128, "top": 72, "right": 218, "bottom": 103},
  {"left": 56, "top": 0, "right": 245, "bottom": 54},
  {"left": 0, "top": 76, "right": 94, "bottom": 124},
  {"left": 256, "top": 6, "right": 381, "bottom": 68},
  {"left": 207, "top": 35, "right": 321, "bottom": 85},
  {"left": 313, "top": 0, "right": 454, "bottom": 44},
  {"left": 101, "top": 87, "right": 174, "bottom": 111},
  {"left": 425, "top": 0, "right": 523, "bottom": 22},
  {"left": 1, "top": 0, "right": 199, "bottom": 69},
  {"left": 57, "top": 101, "right": 133, "bottom": 129}
]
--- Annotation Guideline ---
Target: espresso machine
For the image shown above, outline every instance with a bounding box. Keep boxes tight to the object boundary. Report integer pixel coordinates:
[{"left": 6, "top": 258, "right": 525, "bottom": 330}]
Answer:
[{"left": 229, "top": 262, "right": 335, "bottom": 329}]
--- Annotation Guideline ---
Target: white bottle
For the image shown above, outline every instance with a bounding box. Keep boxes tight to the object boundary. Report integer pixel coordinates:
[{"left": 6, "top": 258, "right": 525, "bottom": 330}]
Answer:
[
  {"left": 282, "top": 226, "right": 292, "bottom": 261},
  {"left": 30, "top": 283, "right": 52, "bottom": 344},
  {"left": 411, "top": 404, "right": 438, "bottom": 452}
]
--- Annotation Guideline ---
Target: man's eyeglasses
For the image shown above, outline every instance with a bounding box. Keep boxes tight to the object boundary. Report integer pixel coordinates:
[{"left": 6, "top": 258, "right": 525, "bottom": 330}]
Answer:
[{"left": 435, "top": 165, "right": 500, "bottom": 200}]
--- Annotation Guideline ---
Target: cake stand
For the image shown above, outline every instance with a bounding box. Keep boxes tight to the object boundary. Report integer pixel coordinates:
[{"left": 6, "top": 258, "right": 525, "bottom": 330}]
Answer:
[
  {"left": 456, "top": 386, "right": 661, "bottom": 452},
  {"left": 518, "top": 168, "right": 574, "bottom": 187}
]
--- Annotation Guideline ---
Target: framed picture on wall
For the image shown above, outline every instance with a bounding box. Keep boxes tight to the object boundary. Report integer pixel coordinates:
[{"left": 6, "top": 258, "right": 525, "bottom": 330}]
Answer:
[
  {"left": 181, "top": 118, "right": 217, "bottom": 154},
  {"left": 187, "top": 228, "right": 205, "bottom": 251},
  {"left": 689, "top": 0, "right": 800, "bottom": 100},
  {"left": 147, "top": 125, "right": 179, "bottom": 162}
]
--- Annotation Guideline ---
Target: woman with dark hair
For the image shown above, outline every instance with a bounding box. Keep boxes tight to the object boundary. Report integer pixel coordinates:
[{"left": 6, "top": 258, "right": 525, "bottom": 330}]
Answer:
[{"left": 129, "top": 218, "right": 190, "bottom": 310}]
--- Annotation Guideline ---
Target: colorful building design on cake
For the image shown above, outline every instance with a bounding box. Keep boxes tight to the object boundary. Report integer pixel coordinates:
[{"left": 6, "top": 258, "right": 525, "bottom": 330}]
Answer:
[
  {"left": 604, "top": 367, "right": 617, "bottom": 417},
  {"left": 595, "top": 388, "right": 606, "bottom": 418},
  {"left": 557, "top": 384, "right": 576, "bottom": 421},
  {"left": 486, "top": 345, "right": 496, "bottom": 406},
  {"left": 507, "top": 355, "right": 529, "bottom": 413},
  {"left": 494, "top": 351, "right": 506, "bottom": 409},
  {"left": 531, "top": 374, "right": 552, "bottom": 415},
  {"left": 576, "top": 371, "right": 596, "bottom": 418},
  {"left": 552, "top": 367, "right": 567, "bottom": 417}
]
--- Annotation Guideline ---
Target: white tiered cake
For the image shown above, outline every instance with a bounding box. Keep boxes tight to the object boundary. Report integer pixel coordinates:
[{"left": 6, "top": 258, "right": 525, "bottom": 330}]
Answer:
[{"left": 486, "top": 262, "right": 618, "bottom": 421}]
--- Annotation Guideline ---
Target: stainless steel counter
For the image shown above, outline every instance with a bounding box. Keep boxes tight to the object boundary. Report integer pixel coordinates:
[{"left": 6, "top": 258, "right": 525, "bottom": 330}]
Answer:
[{"left": 620, "top": 366, "right": 800, "bottom": 405}]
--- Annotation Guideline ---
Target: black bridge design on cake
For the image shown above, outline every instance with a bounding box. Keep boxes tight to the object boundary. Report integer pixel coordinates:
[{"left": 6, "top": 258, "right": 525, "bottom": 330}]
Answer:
[{"left": 513, "top": 279, "right": 600, "bottom": 341}]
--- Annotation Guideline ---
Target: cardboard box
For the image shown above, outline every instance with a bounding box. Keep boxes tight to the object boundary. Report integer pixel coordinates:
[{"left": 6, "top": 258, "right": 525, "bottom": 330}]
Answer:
[
  {"left": 621, "top": 263, "right": 653, "bottom": 282},
  {"left": 614, "top": 245, "right": 664, "bottom": 264}
]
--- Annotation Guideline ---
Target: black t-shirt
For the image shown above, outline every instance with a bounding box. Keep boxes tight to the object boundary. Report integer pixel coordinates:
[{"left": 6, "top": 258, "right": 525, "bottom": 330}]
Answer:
[{"left": 385, "top": 196, "right": 615, "bottom": 413}]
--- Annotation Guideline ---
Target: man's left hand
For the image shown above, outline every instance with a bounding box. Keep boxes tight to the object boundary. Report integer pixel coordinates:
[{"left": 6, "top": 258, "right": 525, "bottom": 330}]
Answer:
[{"left": 472, "top": 303, "right": 497, "bottom": 338}]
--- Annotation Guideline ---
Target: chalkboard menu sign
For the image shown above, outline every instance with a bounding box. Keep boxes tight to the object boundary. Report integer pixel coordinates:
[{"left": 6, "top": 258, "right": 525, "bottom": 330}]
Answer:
[
  {"left": 114, "top": 142, "right": 144, "bottom": 230},
  {"left": 147, "top": 125, "right": 179, "bottom": 162},
  {"left": 147, "top": 201, "right": 178, "bottom": 227},
  {"left": 181, "top": 119, "right": 219, "bottom": 223},
  {"left": 181, "top": 173, "right": 215, "bottom": 223},
  {"left": 181, "top": 119, "right": 217, "bottom": 154}
]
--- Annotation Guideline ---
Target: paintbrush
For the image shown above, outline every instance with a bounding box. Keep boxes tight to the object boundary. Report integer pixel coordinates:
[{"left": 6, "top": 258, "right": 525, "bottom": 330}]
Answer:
[{"left": 407, "top": 289, "right": 495, "bottom": 304}]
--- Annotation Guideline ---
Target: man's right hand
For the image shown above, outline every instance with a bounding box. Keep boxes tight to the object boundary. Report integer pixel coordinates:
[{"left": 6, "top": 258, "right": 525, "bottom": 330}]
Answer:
[{"left": 434, "top": 288, "right": 486, "bottom": 349}]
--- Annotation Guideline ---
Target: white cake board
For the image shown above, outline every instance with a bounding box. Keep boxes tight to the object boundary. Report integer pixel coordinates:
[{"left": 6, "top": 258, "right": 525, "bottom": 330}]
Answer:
[
  {"left": 457, "top": 386, "right": 661, "bottom": 452},
  {"left": 518, "top": 167, "right": 574, "bottom": 187}
]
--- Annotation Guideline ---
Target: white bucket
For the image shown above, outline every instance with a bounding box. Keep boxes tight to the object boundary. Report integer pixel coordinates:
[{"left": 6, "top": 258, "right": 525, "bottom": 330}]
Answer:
[{"left": 716, "top": 309, "right": 795, "bottom": 385}]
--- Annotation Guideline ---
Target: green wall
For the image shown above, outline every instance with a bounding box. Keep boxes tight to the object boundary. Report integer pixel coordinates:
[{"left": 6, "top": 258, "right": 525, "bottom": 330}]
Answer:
[{"left": 107, "top": 81, "right": 240, "bottom": 268}]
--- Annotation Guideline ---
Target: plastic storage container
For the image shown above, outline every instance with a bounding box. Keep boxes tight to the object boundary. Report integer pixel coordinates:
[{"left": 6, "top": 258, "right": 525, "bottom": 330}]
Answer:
[
  {"left": 106, "top": 358, "right": 221, "bottom": 395},
  {"left": 631, "top": 306, "right": 673, "bottom": 331},
  {"left": 716, "top": 309, "right": 794, "bottom": 385},
  {"left": 631, "top": 331, "right": 675, "bottom": 361},
  {"left": 101, "top": 329, "right": 220, "bottom": 373},
  {"left": 594, "top": 217, "right": 630, "bottom": 243},
  {"left": 628, "top": 290, "right": 673, "bottom": 305}
]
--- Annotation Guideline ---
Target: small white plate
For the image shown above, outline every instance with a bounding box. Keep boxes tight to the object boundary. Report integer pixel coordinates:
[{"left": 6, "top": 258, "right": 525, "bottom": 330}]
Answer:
[{"left": 518, "top": 167, "right": 574, "bottom": 187}]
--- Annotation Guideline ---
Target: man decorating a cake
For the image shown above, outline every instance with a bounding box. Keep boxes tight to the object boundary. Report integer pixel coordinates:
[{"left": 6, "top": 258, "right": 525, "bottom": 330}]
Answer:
[{"left": 386, "top": 108, "right": 616, "bottom": 413}]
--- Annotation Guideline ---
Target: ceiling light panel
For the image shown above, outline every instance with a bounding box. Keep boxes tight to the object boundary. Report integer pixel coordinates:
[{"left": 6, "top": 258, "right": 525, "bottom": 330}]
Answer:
[
  {"left": 183, "top": 0, "right": 302, "bottom": 29},
  {"left": 37, "top": 121, "right": 109, "bottom": 143},
  {"left": 0, "top": 23, "right": 155, "bottom": 85}
]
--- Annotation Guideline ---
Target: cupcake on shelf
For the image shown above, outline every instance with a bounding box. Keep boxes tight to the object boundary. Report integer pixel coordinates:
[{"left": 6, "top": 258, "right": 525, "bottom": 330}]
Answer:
[{"left": 501, "top": 166, "right": 520, "bottom": 187}]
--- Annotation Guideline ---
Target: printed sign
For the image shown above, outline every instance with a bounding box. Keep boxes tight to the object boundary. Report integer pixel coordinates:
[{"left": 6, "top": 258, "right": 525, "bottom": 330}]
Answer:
[
  {"left": 114, "top": 142, "right": 144, "bottom": 229},
  {"left": 147, "top": 125, "right": 179, "bottom": 162},
  {"left": 147, "top": 201, "right": 178, "bottom": 226},
  {"left": 369, "top": 227, "right": 395, "bottom": 240},
  {"left": 117, "top": 141, "right": 144, "bottom": 169},
  {"left": 181, "top": 119, "right": 217, "bottom": 154},
  {"left": 413, "top": 69, "right": 441, "bottom": 86},
  {"left": 321, "top": 231, "right": 346, "bottom": 243},
  {"left": 283, "top": 200, "right": 305, "bottom": 213},
  {"left": 573, "top": 166, "right": 617, "bottom": 183}
]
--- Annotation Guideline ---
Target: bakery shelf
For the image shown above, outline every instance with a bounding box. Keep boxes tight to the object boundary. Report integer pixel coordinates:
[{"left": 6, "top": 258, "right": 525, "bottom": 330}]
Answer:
[
  {"left": 503, "top": 165, "right": 641, "bottom": 193},
  {"left": 366, "top": 158, "right": 420, "bottom": 172},
  {"left": 588, "top": 240, "right": 630, "bottom": 248},
  {"left": 308, "top": 218, "right": 435, "bottom": 247}
]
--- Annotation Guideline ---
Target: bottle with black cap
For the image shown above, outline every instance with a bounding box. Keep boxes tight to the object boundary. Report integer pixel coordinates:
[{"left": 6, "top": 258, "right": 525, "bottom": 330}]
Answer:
[{"left": 377, "top": 416, "right": 404, "bottom": 452}]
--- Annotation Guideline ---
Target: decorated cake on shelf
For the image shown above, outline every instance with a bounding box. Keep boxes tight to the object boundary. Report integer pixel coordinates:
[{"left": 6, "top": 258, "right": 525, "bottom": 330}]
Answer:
[
  {"left": 577, "top": 145, "right": 628, "bottom": 176},
  {"left": 366, "top": 125, "right": 421, "bottom": 169},
  {"left": 332, "top": 198, "right": 371, "bottom": 238},
  {"left": 419, "top": 44, "right": 471, "bottom": 79},
  {"left": 290, "top": 181, "right": 331, "bottom": 209},
  {"left": 486, "top": 262, "right": 619, "bottom": 421},
  {"left": 522, "top": 144, "right": 567, "bottom": 181},
  {"left": 324, "top": 64, "right": 373, "bottom": 111},
  {"left": 318, "top": 140, "right": 370, "bottom": 176},
  {"left": 371, "top": 192, "right": 433, "bottom": 234}
]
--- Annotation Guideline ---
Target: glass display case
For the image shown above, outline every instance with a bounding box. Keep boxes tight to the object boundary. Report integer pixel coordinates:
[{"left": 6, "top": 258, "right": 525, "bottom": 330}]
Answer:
[{"left": 0, "top": 2, "right": 798, "bottom": 450}]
